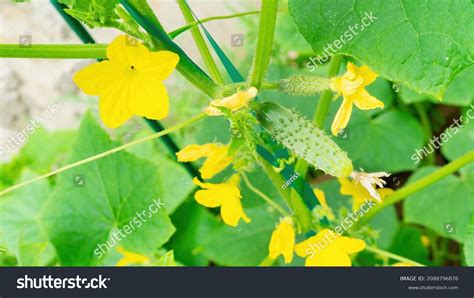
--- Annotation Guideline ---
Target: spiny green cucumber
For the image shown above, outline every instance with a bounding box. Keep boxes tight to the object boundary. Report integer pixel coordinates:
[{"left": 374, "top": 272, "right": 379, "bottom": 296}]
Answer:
[{"left": 255, "top": 102, "right": 353, "bottom": 177}]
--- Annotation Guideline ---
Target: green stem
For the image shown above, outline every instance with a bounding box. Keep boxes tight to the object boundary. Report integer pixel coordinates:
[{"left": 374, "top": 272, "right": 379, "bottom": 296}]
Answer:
[
  {"left": 247, "top": 0, "right": 279, "bottom": 88},
  {"left": 242, "top": 173, "right": 289, "bottom": 216},
  {"left": 414, "top": 103, "right": 435, "bottom": 165},
  {"left": 0, "top": 113, "right": 207, "bottom": 197},
  {"left": 365, "top": 246, "right": 425, "bottom": 266},
  {"left": 169, "top": 10, "right": 261, "bottom": 39},
  {"left": 0, "top": 44, "right": 107, "bottom": 59},
  {"left": 293, "top": 54, "right": 343, "bottom": 200},
  {"left": 177, "top": 0, "right": 225, "bottom": 85},
  {"left": 258, "top": 157, "right": 313, "bottom": 232},
  {"left": 353, "top": 150, "right": 474, "bottom": 229}
]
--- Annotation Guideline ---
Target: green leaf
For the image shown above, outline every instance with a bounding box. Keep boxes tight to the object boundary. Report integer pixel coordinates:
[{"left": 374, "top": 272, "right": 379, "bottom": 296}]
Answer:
[
  {"left": 0, "top": 171, "right": 56, "bottom": 265},
  {"left": 398, "top": 65, "right": 474, "bottom": 106},
  {"left": 388, "top": 225, "right": 429, "bottom": 265},
  {"left": 404, "top": 166, "right": 474, "bottom": 243},
  {"left": 18, "top": 128, "right": 76, "bottom": 173},
  {"left": 289, "top": 0, "right": 474, "bottom": 99},
  {"left": 334, "top": 109, "right": 424, "bottom": 172},
  {"left": 125, "top": 131, "right": 196, "bottom": 214},
  {"left": 441, "top": 113, "right": 474, "bottom": 175},
  {"left": 40, "top": 113, "right": 175, "bottom": 265},
  {"left": 202, "top": 206, "right": 280, "bottom": 266},
  {"left": 465, "top": 216, "right": 474, "bottom": 265},
  {"left": 62, "top": 0, "right": 120, "bottom": 28},
  {"left": 166, "top": 200, "right": 219, "bottom": 266}
]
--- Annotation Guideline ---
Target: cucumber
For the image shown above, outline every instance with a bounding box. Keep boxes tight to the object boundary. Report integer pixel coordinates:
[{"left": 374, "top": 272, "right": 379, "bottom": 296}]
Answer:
[{"left": 256, "top": 102, "right": 353, "bottom": 177}]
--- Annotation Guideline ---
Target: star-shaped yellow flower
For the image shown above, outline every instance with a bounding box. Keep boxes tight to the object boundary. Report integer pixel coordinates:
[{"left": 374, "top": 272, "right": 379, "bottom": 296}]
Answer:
[
  {"left": 176, "top": 143, "right": 232, "bottom": 179},
  {"left": 295, "top": 229, "right": 365, "bottom": 266},
  {"left": 338, "top": 177, "right": 393, "bottom": 210},
  {"left": 74, "top": 35, "right": 179, "bottom": 128},
  {"left": 115, "top": 247, "right": 149, "bottom": 266},
  {"left": 205, "top": 87, "right": 258, "bottom": 116},
  {"left": 268, "top": 217, "right": 295, "bottom": 264},
  {"left": 330, "top": 62, "right": 383, "bottom": 135},
  {"left": 193, "top": 175, "right": 250, "bottom": 227}
]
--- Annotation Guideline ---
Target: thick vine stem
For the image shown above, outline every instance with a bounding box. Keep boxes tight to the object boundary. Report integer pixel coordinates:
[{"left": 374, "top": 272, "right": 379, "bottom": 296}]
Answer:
[
  {"left": 0, "top": 44, "right": 108, "bottom": 59},
  {"left": 247, "top": 0, "right": 279, "bottom": 88},
  {"left": 352, "top": 150, "right": 474, "bottom": 229}
]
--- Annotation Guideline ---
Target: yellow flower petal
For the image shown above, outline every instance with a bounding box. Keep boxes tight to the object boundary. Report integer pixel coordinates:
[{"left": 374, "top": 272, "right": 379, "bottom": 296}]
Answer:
[
  {"left": 392, "top": 261, "right": 414, "bottom": 267},
  {"left": 98, "top": 82, "right": 133, "bottom": 128},
  {"left": 329, "top": 63, "right": 381, "bottom": 135},
  {"left": 73, "top": 61, "right": 121, "bottom": 95},
  {"left": 205, "top": 87, "right": 258, "bottom": 116},
  {"left": 176, "top": 143, "right": 232, "bottom": 179},
  {"left": 313, "top": 188, "right": 329, "bottom": 209},
  {"left": 295, "top": 229, "right": 364, "bottom": 267},
  {"left": 74, "top": 35, "right": 179, "bottom": 128},
  {"left": 176, "top": 144, "right": 217, "bottom": 162},
  {"left": 338, "top": 177, "right": 393, "bottom": 211},
  {"left": 269, "top": 217, "right": 295, "bottom": 264},
  {"left": 129, "top": 79, "right": 169, "bottom": 120},
  {"left": 193, "top": 178, "right": 222, "bottom": 208},
  {"left": 193, "top": 176, "right": 250, "bottom": 227},
  {"left": 200, "top": 145, "right": 232, "bottom": 179},
  {"left": 331, "top": 98, "right": 353, "bottom": 135},
  {"left": 116, "top": 247, "right": 149, "bottom": 266},
  {"left": 351, "top": 89, "right": 384, "bottom": 110}
]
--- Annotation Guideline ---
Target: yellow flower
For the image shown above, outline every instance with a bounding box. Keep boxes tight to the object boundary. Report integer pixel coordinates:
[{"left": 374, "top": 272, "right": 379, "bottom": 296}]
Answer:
[
  {"left": 330, "top": 62, "right": 384, "bottom": 135},
  {"left": 193, "top": 175, "right": 250, "bottom": 227},
  {"left": 392, "top": 262, "right": 414, "bottom": 267},
  {"left": 269, "top": 217, "right": 295, "bottom": 264},
  {"left": 295, "top": 229, "right": 365, "bottom": 266},
  {"left": 338, "top": 177, "right": 393, "bottom": 210},
  {"left": 313, "top": 188, "right": 335, "bottom": 220},
  {"left": 116, "top": 247, "right": 149, "bottom": 266},
  {"left": 176, "top": 143, "right": 232, "bottom": 179},
  {"left": 74, "top": 35, "right": 179, "bottom": 128},
  {"left": 205, "top": 87, "right": 258, "bottom": 116}
]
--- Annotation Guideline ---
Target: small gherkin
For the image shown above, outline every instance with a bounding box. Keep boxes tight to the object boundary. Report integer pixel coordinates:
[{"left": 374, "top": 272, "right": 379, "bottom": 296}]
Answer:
[{"left": 255, "top": 102, "right": 353, "bottom": 177}]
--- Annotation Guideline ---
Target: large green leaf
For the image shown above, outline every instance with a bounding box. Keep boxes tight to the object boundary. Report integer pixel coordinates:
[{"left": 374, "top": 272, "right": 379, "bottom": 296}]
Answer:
[
  {"left": 398, "top": 65, "right": 474, "bottom": 106},
  {"left": 388, "top": 225, "right": 430, "bottom": 265},
  {"left": 334, "top": 109, "right": 424, "bottom": 172},
  {"left": 404, "top": 166, "right": 474, "bottom": 243},
  {"left": 441, "top": 112, "right": 474, "bottom": 175},
  {"left": 289, "top": 0, "right": 474, "bottom": 99},
  {"left": 202, "top": 206, "right": 280, "bottom": 266},
  {"left": 166, "top": 200, "right": 219, "bottom": 266},
  {"left": 0, "top": 172, "right": 56, "bottom": 266},
  {"left": 465, "top": 216, "right": 474, "bottom": 266},
  {"left": 40, "top": 113, "right": 175, "bottom": 265}
]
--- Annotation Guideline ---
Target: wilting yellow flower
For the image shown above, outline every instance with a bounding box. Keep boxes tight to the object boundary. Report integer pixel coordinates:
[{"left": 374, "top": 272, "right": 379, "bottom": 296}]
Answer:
[
  {"left": 295, "top": 229, "right": 365, "bottom": 267},
  {"left": 338, "top": 177, "right": 393, "bottom": 210},
  {"left": 205, "top": 87, "right": 258, "bottom": 116},
  {"left": 116, "top": 247, "right": 150, "bottom": 266},
  {"left": 74, "top": 35, "right": 179, "bottom": 128},
  {"left": 269, "top": 217, "right": 295, "bottom": 264},
  {"left": 313, "top": 188, "right": 335, "bottom": 220},
  {"left": 330, "top": 62, "right": 383, "bottom": 135},
  {"left": 193, "top": 175, "right": 250, "bottom": 227},
  {"left": 392, "top": 262, "right": 414, "bottom": 267},
  {"left": 176, "top": 143, "right": 232, "bottom": 179}
]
